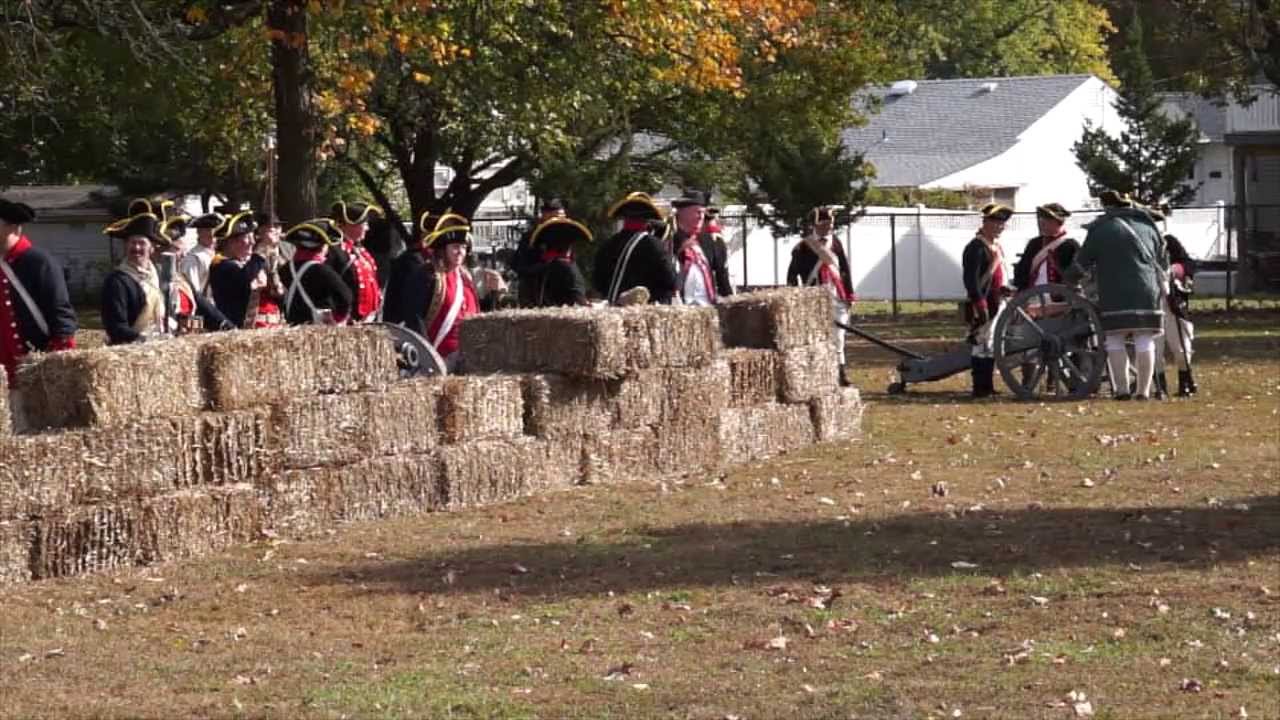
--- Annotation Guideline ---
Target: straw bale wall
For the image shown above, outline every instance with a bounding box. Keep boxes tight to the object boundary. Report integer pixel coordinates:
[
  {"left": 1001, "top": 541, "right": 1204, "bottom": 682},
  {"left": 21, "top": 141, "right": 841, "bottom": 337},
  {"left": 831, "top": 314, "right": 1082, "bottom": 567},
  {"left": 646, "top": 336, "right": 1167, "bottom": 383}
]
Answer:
[
  {"left": 0, "top": 372, "right": 10, "bottom": 437},
  {"left": 1, "top": 288, "right": 862, "bottom": 585}
]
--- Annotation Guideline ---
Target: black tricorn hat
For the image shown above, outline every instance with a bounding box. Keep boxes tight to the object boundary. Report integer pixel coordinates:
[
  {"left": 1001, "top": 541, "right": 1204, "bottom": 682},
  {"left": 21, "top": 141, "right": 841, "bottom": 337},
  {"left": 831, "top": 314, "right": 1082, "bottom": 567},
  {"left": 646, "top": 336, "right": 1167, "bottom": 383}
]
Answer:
[
  {"left": 980, "top": 203, "right": 1014, "bottom": 221},
  {"left": 284, "top": 220, "right": 340, "bottom": 250},
  {"left": 607, "top": 192, "right": 664, "bottom": 221},
  {"left": 671, "top": 190, "right": 709, "bottom": 209},
  {"left": 1098, "top": 190, "right": 1133, "bottom": 208},
  {"left": 529, "top": 217, "right": 593, "bottom": 249},
  {"left": 160, "top": 216, "right": 188, "bottom": 245},
  {"left": 218, "top": 210, "right": 258, "bottom": 238},
  {"left": 253, "top": 210, "right": 283, "bottom": 227},
  {"left": 807, "top": 206, "right": 836, "bottom": 224},
  {"left": 422, "top": 214, "right": 471, "bottom": 249},
  {"left": 0, "top": 198, "right": 36, "bottom": 224},
  {"left": 191, "top": 213, "right": 224, "bottom": 231},
  {"left": 331, "top": 200, "right": 383, "bottom": 225},
  {"left": 105, "top": 212, "right": 169, "bottom": 247},
  {"left": 1036, "top": 203, "right": 1071, "bottom": 222}
]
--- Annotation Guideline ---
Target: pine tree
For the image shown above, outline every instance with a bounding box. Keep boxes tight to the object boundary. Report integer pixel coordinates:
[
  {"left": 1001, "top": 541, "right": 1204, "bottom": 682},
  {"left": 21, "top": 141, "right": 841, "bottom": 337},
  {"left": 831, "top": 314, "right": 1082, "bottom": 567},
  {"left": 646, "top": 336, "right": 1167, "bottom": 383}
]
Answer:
[{"left": 1073, "top": 11, "right": 1202, "bottom": 206}]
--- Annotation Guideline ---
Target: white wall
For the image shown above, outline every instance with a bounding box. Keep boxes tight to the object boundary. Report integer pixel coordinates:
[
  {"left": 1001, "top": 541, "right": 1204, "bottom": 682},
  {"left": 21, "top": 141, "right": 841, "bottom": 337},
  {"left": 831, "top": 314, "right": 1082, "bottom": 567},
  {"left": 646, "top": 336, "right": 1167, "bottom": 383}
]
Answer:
[
  {"left": 25, "top": 221, "right": 116, "bottom": 302},
  {"left": 925, "top": 77, "right": 1125, "bottom": 211},
  {"left": 1191, "top": 144, "right": 1235, "bottom": 205}
]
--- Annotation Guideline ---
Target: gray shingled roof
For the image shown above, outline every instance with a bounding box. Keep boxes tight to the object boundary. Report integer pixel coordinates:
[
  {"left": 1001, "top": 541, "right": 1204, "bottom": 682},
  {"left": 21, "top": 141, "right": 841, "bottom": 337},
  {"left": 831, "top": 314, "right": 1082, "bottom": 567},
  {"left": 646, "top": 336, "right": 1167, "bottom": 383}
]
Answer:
[{"left": 842, "top": 75, "right": 1095, "bottom": 187}]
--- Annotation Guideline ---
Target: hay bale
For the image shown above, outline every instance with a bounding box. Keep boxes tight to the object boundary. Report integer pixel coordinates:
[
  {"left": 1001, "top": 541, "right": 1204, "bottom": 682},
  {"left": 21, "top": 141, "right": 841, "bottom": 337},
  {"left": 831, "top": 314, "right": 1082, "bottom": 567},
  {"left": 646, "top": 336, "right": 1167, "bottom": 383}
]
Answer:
[
  {"left": 716, "top": 287, "right": 832, "bottom": 350},
  {"left": 437, "top": 375, "right": 524, "bottom": 444},
  {"left": 15, "top": 339, "right": 204, "bottom": 431},
  {"left": 579, "top": 428, "right": 659, "bottom": 485},
  {"left": 522, "top": 374, "right": 616, "bottom": 440},
  {"left": 30, "top": 502, "right": 144, "bottom": 579},
  {"left": 262, "top": 456, "right": 442, "bottom": 537},
  {"left": 651, "top": 360, "right": 730, "bottom": 474},
  {"left": 459, "top": 308, "right": 629, "bottom": 378},
  {"left": 724, "top": 348, "right": 780, "bottom": 407},
  {"left": 809, "top": 387, "right": 864, "bottom": 443},
  {"left": 139, "top": 483, "right": 263, "bottom": 563},
  {"left": 364, "top": 377, "right": 442, "bottom": 456},
  {"left": 0, "top": 410, "right": 271, "bottom": 518},
  {"left": 437, "top": 437, "right": 569, "bottom": 509},
  {"left": 0, "top": 371, "right": 10, "bottom": 437},
  {"left": 718, "top": 402, "right": 817, "bottom": 462},
  {"left": 200, "top": 325, "right": 397, "bottom": 411},
  {"left": 270, "top": 394, "right": 370, "bottom": 469},
  {"left": 619, "top": 305, "right": 722, "bottom": 371},
  {"left": 777, "top": 342, "right": 839, "bottom": 402},
  {"left": 0, "top": 519, "right": 31, "bottom": 584},
  {"left": 612, "top": 369, "right": 665, "bottom": 429}
]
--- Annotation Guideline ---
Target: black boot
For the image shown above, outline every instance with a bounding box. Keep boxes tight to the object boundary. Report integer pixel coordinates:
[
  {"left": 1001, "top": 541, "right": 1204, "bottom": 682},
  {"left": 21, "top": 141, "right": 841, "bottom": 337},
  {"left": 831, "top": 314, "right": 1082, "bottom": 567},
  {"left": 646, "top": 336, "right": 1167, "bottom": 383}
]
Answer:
[
  {"left": 1154, "top": 372, "right": 1170, "bottom": 400},
  {"left": 1178, "top": 370, "right": 1197, "bottom": 397},
  {"left": 972, "top": 357, "right": 995, "bottom": 399},
  {"left": 838, "top": 363, "right": 851, "bottom": 387}
]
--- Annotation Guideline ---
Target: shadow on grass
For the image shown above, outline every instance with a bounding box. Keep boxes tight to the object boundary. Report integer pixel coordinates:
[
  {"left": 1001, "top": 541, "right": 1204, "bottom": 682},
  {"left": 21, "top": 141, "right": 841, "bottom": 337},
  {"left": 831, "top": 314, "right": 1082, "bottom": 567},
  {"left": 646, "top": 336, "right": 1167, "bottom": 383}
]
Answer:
[{"left": 310, "top": 496, "right": 1280, "bottom": 598}]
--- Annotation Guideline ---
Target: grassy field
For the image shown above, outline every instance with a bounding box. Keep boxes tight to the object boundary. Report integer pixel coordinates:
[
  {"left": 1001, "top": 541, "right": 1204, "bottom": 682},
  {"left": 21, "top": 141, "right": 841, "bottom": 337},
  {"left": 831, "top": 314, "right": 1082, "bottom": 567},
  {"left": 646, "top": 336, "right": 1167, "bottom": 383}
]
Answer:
[{"left": 2, "top": 309, "right": 1277, "bottom": 720}]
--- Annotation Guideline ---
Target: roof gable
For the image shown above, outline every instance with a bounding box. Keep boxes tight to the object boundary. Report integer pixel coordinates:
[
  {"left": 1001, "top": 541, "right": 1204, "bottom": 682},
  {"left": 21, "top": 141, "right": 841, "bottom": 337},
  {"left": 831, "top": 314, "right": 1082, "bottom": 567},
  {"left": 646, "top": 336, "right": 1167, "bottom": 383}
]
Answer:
[{"left": 842, "top": 74, "right": 1096, "bottom": 187}]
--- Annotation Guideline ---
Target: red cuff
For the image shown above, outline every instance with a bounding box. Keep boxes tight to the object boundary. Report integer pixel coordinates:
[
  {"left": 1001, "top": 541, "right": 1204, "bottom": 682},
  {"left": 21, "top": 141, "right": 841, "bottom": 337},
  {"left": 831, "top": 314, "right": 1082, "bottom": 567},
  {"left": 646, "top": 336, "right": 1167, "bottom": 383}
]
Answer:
[
  {"left": 1171, "top": 263, "right": 1185, "bottom": 280},
  {"left": 974, "top": 299, "right": 988, "bottom": 312},
  {"left": 49, "top": 335, "right": 76, "bottom": 351}
]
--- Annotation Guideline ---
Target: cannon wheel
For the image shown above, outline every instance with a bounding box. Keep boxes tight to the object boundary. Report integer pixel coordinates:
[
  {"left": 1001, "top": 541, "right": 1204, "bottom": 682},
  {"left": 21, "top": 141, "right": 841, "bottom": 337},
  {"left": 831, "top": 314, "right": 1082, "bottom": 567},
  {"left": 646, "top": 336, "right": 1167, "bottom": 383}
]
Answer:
[
  {"left": 377, "top": 322, "right": 448, "bottom": 378},
  {"left": 992, "top": 283, "right": 1104, "bottom": 400}
]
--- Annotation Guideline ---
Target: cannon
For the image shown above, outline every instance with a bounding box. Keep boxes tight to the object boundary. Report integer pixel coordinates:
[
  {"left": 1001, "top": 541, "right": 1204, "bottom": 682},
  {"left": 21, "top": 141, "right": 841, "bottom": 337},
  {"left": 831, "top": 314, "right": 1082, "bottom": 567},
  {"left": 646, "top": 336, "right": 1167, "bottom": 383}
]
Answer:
[
  {"left": 844, "top": 283, "right": 1106, "bottom": 400},
  {"left": 378, "top": 323, "right": 448, "bottom": 378}
]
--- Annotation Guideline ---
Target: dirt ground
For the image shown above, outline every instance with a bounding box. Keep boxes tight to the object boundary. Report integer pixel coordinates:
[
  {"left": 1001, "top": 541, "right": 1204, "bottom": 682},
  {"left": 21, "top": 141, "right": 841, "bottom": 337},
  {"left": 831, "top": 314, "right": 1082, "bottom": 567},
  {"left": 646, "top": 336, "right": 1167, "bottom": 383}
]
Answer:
[{"left": 1, "top": 308, "right": 1277, "bottom": 720}]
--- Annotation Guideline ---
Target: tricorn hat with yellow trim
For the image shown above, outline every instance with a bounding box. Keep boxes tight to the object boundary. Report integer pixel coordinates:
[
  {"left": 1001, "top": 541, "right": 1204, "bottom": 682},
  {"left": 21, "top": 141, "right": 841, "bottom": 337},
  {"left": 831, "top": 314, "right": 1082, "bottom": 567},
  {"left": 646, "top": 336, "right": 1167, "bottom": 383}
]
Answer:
[
  {"left": 980, "top": 203, "right": 1014, "bottom": 221},
  {"left": 1036, "top": 203, "right": 1070, "bottom": 222},
  {"left": 529, "top": 217, "right": 593, "bottom": 250},
  {"left": 1098, "top": 190, "right": 1133, "bottom": 208},
  {"left": 331, "top": 200, "right": 383, "bottom": 225},
  {"left": 284, "top": 220, "right": 341, "bottom": 250},
  {"left": 807, "top": 206, "right": 836, "bottom": 224},
  {"left": 191, "top": 213, "right": 224, "bottom": 231},
  {"left": 217, "top": 210, "right": 258, "bottom": 239},
  {"left": 422, "top": 214, "right": 471, "bottom": 249},
  {"left": 105, "top": 212, "right": 170, "bottom": 247},
  {"left": 607, "top": 192, "right": 664, "bottom": 221}
]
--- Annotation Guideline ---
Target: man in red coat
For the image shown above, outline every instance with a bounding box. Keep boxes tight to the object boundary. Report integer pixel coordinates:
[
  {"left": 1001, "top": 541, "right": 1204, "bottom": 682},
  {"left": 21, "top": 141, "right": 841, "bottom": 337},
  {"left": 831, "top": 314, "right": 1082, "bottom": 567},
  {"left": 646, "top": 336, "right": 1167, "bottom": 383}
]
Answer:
[
  {"left": 328, "top": 200, "right": 384, "bottom": 323},
  {"left": 0, "top": 197, "right": 77, "bottom": 385}
]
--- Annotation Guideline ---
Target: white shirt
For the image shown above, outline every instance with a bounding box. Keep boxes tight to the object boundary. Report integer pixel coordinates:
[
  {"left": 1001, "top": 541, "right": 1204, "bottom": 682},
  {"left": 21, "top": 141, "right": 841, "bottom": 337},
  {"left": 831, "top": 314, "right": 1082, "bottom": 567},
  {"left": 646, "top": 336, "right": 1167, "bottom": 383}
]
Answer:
[
  {"left": 679, "top": 245, "right": 714, "bottom": 306},
  {"left": 180, "top": 245, "right": 215, "bottom": 295}
]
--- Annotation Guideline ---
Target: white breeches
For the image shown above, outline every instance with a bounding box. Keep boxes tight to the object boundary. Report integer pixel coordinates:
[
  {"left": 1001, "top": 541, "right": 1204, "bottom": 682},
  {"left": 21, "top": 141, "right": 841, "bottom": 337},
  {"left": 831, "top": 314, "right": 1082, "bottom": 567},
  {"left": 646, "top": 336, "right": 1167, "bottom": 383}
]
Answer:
[
  {"left": 1161, "top": 314, "right": 1194, "bottom": 367},
  {"left": 833, "top": 300, "right": 849, "bottom": 366}
]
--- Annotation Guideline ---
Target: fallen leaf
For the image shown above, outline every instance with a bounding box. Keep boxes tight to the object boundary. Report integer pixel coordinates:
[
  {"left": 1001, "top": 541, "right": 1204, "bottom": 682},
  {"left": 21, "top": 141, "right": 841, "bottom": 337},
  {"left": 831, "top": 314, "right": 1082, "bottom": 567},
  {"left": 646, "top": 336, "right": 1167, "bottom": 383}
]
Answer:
[
  {"left": 44, "top": 648, "right": 65, "bottom": 659},
  {"left": 603, "top": 662, "right": 635, "bottom": 680},
  {"left": 767, "top": 635, "right": 788, "bottom": 651},
  {"left": 1030, "top": 596, "right": 1050, "bottom": 607},
  {"left": 1180, "top": 678, "right": 1204, "bottom": 693},
  {"left": 510, "top": 563, "right": 530, "bottom": 575},
  {"left": 631, "top": 683, "right": 649, "bottom": 690},
  {"left": 817, "top": 497, "right": 836, "bottom": 506},
  {"left": 951, "top": 560, "right": 979, "bottom": 569}
]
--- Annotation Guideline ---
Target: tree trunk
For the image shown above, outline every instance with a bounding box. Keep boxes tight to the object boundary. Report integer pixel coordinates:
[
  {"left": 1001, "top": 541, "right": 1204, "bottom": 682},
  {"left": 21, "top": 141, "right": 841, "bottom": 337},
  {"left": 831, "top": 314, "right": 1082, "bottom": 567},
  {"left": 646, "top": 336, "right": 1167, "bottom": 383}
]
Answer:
[{"left": 268, "top": 0, "right": 318, "bottom": 224}]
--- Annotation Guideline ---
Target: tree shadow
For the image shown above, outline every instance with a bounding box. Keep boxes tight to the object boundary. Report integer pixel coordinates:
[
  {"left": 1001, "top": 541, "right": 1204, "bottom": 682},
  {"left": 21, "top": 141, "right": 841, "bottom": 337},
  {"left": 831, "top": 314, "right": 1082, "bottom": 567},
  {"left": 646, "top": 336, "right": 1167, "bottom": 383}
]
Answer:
[{"left": 307, "top": 496, "right": 1279, "bottom": 599}]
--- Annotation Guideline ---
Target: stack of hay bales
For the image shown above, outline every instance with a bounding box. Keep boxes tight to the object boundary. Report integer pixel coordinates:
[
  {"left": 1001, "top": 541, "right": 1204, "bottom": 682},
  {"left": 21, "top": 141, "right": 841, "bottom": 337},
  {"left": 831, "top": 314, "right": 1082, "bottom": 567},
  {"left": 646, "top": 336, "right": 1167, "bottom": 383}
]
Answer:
[
  {"left": 0, "top": 325, "right": 398, "bottom": 582},
  {"left": 715, "top": 288, "right": 863, "bottom": 462},
  {"left": 0, "top": 288, "right": 864, "bottom": 586},
  {"left": 463, "top": 303, "right": 728, "bottom": 485}
]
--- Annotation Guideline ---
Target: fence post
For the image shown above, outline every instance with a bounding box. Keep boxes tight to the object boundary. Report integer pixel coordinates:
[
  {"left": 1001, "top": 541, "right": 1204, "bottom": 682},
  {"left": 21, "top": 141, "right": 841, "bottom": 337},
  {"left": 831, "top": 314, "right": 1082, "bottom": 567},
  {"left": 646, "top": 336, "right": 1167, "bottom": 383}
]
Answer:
[
  {"left": 915, "top": 203, "right": 925, "bottom": 304},
  {"left": 1227, "top": 204, "right": 1235, "bottom": 311},
  {"left": 740, "top": 212, "right": 748, "bottom": 290},
  {"left": 890, "top": 214, "right": 899, "bottom": 318},
  {"left": 774, "top": 220, "right": 780, "bottom": 286}
]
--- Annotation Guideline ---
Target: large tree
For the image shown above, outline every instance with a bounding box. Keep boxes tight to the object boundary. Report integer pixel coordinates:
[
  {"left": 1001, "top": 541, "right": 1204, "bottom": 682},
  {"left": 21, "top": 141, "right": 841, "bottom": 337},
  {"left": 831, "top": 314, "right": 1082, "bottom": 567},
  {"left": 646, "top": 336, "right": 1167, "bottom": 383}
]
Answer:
[{"left": 1073, "top": 13, "right": 1202, "bottom": 206}]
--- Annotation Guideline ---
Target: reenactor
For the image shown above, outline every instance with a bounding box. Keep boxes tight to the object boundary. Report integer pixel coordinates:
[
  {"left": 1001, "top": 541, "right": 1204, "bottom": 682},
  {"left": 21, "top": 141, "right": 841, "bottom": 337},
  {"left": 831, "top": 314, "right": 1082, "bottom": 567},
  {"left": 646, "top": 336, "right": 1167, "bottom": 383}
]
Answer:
[
  {"left": 669, "top": 190, "right": 723, "bottom": 306},
  {"left": 279, "top": 219, "right": 353, "bottom": 325},
  {"left": 100, "top": 212, "right": 174, "bottom": 344},
  {"left": 512, "top": 197, "right": 567, "bottom": 307},
  {"left": 384, "top": 211, "right": 462, "bottom": 325},
  {"left": 962, "top": 203, "right": 1014, "bottom": 398},
  {"left": 788, "top": 206, "right": 856, "bottom": 386},
  {"left": 1012, "top": 203, "right": 1080, "bottom": 291},
  {"left": 524, "top": 216, "right": 591, "bottom": 307},
  {"left": 208, "top": 211, "right": 268, "bottom": 329},
  {"left": 328, "top": 200, "right": 384, "bottom": 322},
  {"left": 397, "top": 214, "right": 479, "bottom": 370},
  {"left": 700, "top": 205, "right": 735, "bottom": 297},
  {"left": 0, "top": 197, "right": 77, "bottom": 383},
  {"left": 593, "top": 192, "right": 677, "bottom": 305},
  {"left": 246, "top": 210, "right": 286, "bottom": 329},
  {"left": 1148, "top": 205, "right": 1197, "bottom": 397},
  {"left": 1063, "top": 191, "right": 1169, "bottom": 400},
  {"left": 181, "top": 212, "right": 223, "bottom": 297}
]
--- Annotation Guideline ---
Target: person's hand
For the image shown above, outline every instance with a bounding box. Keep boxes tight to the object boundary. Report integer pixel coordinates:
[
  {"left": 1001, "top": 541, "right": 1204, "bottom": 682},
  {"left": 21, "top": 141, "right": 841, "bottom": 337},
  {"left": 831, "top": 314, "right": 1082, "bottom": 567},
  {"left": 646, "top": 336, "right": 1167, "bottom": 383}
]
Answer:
[{"left": 972, "top": 299, "right": 989, "bottom": 326}]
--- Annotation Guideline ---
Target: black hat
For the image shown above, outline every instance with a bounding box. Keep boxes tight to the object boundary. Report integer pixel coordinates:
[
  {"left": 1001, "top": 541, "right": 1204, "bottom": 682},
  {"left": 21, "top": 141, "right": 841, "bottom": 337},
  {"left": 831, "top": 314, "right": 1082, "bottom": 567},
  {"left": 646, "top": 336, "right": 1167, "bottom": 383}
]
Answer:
[
  {"left": 218, "top": 210, "right": 258, "bottom": 238},
  {"left": 540, "top": 197, "right": 565, "bottom": 213},
  {"left": 980, "top": 203, "right": 1014, "bottom": 221},
  {"left": 160, "top": 216, "right": 188, "bottom": 245},
  {"left": 607, "top": 192, "right": 664, "bottom": 221},
  {"left": 331, "top": 200, "right": 383, "bottom": 225},
  {"left": 1036, "top": 203, "right": 1071, "bottom": 222},
  {"left": 0, "top": 198, "right": 36, "bottom": 224},
  {"left": 105, "top": 213, "right": 168, "bottom": 247},
  {"left": 706, "top": 206, "right": 721, "bottom": 219},
  {"left": 253, "top": 210, "right": 283, "bottom": 227},
  {"left": 1098, "top": 190, "right": 1133, "bottom": 208},
  {"left": 529, "top": 217, "right": 593, "bottom": 250},
  {"left": 191, "top": 213, "right": 224, "bottom": 231},
  {"left": 422, "top": 214, "right": 471, "bottom": 249},
  {"left": 283, "top": 220, "right": 339, "bottom": 250},
  {"left": 671, "top": 190, "right": 708, "bottom": 209}
]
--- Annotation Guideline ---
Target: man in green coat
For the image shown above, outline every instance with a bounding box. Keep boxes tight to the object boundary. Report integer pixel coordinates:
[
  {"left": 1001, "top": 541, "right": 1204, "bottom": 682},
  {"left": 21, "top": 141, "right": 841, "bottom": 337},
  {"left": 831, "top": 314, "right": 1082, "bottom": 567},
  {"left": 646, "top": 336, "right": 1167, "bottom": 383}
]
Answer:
[{"left": 1063, "top": 191, "right": 1169, "bottom": 400}]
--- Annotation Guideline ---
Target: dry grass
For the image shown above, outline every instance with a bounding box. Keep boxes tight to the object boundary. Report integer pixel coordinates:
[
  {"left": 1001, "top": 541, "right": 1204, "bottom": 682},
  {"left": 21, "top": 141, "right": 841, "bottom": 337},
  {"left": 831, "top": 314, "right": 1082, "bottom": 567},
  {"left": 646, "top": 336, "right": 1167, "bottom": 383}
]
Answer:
[
  {"left": 0, "top": 310, "right": 1276, "bottom": 720},
  {"left": 0, "top": 370, "right": 10, "bottom": 436}
]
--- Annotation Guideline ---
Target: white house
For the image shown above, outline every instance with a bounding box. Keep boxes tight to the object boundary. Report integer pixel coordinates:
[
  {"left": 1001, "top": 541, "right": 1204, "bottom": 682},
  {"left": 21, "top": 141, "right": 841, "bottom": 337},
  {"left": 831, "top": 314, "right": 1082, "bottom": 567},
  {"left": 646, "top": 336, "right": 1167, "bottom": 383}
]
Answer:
[{"left": 842, "top": 74, "right": 1124, "bottom": 211}]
